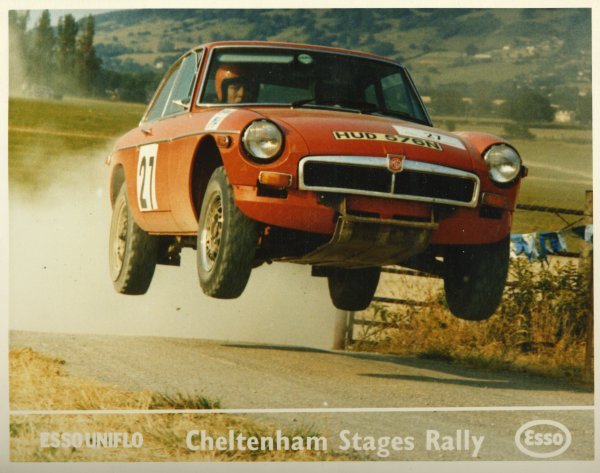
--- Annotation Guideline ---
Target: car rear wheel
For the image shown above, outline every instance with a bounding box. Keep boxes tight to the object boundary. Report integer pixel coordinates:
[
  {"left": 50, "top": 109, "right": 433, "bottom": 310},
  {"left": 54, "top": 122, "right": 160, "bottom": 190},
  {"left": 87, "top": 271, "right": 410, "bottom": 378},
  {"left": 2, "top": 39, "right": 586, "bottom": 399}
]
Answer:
[
  {"left": 197, "top": 166, "right": 259, "bottom": 298},
  {"left": 328, "top": 267, "right": 381, "bottom": 311},
  {"left": 443, "top": 236, "right": 510, "bottom": 321},
  {"left": 109, "top": 183, "right": 158, "bottom": 294}
]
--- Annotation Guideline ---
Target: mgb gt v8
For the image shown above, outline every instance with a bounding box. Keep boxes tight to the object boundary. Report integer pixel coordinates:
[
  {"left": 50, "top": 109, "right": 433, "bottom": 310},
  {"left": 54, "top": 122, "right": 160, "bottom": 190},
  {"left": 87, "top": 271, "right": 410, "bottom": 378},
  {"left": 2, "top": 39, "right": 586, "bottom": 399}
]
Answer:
[{"left": 107, "top": 41, "right": 526, "bottom": 320}]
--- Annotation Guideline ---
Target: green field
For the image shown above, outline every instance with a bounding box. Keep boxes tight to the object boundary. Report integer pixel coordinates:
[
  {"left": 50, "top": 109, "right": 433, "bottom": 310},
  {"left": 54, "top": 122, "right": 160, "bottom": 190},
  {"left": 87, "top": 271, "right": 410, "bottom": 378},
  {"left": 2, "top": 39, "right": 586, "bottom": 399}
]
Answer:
[
  {"left": 8, "top": 97, "right": 592, "bottom": 233},
  {"left": 8, "top": 97, "right": 145, "bottom": 194}
]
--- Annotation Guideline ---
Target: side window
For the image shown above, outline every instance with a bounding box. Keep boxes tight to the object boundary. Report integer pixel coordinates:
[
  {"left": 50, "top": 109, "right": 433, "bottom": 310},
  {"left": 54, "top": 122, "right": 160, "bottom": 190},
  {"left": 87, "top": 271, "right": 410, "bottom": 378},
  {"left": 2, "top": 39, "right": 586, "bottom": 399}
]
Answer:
[
  {"left": 144, "top": 64, "right": 180, "bottom": 122},
  {"left": 163, "top": 53, "right": 199, "bottom": 116}
]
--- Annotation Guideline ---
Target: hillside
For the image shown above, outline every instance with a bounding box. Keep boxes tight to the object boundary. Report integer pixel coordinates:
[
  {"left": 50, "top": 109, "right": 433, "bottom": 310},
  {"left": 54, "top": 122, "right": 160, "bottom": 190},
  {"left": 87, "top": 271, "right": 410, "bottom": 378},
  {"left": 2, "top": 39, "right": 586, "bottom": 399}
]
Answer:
[{"left": 90, "top": 8, "right": 591, "bottom": 104}]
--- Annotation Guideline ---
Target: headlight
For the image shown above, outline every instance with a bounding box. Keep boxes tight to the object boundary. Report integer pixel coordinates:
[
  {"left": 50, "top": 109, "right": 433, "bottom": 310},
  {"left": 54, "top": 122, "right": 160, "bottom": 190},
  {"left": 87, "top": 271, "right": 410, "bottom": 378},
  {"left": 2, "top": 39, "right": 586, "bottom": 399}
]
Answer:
[
  {"left": 242, "top": 120, "right": 284, "bottom": 161},
  {"left": 484, "top": 144, "right": 522, "bottom": 184}
]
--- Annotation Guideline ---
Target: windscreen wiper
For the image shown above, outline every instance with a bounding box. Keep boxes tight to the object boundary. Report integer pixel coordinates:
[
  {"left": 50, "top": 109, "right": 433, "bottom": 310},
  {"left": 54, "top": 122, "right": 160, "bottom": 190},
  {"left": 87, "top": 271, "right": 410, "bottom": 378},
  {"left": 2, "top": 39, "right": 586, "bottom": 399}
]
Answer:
[{"left": 291, "top": 98, "right": 379, "bottom": 114}]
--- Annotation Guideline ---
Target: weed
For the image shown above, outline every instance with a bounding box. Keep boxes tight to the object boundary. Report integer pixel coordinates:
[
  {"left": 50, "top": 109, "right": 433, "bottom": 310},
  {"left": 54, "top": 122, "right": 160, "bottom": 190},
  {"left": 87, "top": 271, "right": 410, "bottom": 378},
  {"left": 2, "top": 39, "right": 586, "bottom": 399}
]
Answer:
[{"left": 149, "top": 392, "right": 221, "bottom": 410}]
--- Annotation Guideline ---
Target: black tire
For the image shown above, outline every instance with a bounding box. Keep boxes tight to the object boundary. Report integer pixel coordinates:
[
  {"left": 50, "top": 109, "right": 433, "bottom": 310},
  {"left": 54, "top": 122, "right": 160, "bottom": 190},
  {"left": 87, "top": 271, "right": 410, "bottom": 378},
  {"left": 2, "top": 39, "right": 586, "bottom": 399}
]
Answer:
[
  {"left": 197, "top": 167, "right": 259, "bottom": 298},
  {"left": 443, "top": 236, "right": 510, "bottom": 321},
  {"left": 109, "top": 183, "right": 158, "bottom": 294},
  {"left": 328, "top": 267, "right": 381, "bottom": 311}
]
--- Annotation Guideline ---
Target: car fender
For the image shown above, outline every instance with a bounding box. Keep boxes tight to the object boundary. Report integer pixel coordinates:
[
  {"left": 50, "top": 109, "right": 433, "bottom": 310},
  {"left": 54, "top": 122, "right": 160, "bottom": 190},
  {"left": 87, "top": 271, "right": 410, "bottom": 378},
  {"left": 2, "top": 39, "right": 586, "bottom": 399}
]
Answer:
[
  {"left": 216, "top": 114, "right": 311, "bottom": 187},
  {"left": 455, "top": 131, "right": 515, "bottom": 156}
]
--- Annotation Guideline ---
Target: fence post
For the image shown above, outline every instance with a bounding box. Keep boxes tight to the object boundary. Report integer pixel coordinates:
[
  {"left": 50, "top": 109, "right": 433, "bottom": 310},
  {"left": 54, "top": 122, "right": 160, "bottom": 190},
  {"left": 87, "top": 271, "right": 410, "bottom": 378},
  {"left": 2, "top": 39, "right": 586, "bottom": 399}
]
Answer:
[
  {"left": 581, "top": 190, "right": 593, "bottom": 383},
  {"left": 346, "top": 311, "right": 355, "bottom": 346},
  {"left": 333, "top": 309, "right": 349, "bottom": 350}
]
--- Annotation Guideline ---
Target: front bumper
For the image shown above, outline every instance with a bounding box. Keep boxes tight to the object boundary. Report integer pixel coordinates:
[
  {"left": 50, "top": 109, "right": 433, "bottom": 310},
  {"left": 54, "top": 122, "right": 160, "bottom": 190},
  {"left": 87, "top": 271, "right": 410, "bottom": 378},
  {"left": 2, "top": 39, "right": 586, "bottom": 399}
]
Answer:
[{"left": 232, "top": 154, "right": 514, "bottom": 246}]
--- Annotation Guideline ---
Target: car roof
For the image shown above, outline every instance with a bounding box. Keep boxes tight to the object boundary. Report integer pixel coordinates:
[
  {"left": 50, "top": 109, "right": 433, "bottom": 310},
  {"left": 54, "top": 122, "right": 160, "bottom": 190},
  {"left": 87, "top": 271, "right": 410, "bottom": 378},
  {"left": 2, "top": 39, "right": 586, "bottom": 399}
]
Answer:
[{"left": 189, "top": 40, "right": 396, "bottom": 64}]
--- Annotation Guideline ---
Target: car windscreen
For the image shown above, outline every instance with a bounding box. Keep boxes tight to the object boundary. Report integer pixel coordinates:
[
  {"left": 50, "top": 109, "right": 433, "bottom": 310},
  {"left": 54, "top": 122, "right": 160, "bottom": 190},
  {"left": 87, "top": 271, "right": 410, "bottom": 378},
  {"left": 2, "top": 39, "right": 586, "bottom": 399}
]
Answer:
[{"left": 199, "top": 47, "right": 430, "bottom": 123}]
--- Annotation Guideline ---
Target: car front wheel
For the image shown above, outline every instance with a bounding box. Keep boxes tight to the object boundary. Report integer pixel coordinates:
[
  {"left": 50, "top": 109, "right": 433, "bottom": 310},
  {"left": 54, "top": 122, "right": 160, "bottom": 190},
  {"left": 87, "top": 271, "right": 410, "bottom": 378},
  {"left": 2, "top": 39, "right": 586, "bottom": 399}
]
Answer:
[
  {"left": 328, "top": 267, "right": 381, "bottom": 311},
  {"left": 443, "top": 237, "right": 510, "bottom": 321},
  {"left": 109, "top": 183, "right": 158, "bottom": 294},
  {"left": 197, "top": 167, "right": 259, "bottom": 299}
]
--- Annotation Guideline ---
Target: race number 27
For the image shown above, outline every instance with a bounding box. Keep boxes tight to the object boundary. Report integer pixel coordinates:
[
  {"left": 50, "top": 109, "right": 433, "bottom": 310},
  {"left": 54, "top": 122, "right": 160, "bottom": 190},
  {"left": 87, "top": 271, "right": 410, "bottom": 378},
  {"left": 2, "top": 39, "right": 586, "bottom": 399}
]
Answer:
[{"left": 137, "top": 144, "right": 159, "bottom": 211}]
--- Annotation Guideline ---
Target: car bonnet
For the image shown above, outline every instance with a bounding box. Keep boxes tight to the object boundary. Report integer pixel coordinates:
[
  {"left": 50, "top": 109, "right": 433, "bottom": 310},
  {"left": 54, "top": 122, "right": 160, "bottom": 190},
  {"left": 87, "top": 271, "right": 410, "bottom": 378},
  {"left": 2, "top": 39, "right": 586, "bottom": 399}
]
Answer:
[{"left": 257, "top": 108, "right": 480, "bottom": 172}]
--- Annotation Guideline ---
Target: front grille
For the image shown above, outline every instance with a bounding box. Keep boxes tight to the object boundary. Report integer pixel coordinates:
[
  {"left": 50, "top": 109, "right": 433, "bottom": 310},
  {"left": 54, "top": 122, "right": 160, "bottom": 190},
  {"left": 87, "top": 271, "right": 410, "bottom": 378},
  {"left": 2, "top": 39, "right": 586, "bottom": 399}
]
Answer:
[
  {"left": 393, "top": 170, "right": 475, "bottom": 203},
  {"left": 303, "top": 162, "right": 390, "bottom": 193},
  {"left": 299, "top": 156, "right": 479, "bottom": 207}
]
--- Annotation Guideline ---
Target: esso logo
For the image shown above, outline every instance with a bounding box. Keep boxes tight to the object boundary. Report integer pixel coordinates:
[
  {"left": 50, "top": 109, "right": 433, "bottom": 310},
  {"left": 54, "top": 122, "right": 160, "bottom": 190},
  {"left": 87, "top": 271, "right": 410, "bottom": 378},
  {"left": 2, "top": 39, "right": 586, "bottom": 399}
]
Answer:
[{"left": 515, "top": 420, "right": 572, "bottom": 458}]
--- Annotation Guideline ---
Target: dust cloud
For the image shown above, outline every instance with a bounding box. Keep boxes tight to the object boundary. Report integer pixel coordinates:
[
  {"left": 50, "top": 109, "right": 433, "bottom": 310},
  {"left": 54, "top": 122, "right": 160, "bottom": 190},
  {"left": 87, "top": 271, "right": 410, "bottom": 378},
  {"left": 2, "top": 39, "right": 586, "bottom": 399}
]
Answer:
[
  {"left": 9, "top": 151, "right": 338, "bottom": 349},
  {"left": 8, "top": 13, "right": 29, "bottom": 98}
]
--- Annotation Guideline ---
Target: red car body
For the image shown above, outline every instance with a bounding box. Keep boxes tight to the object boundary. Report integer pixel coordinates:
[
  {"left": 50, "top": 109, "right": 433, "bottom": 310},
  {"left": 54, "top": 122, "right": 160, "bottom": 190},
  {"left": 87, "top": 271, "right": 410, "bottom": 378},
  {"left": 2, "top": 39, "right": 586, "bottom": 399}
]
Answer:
[{"left": 107, "top": 41, "right": 525, "bottom": 319}]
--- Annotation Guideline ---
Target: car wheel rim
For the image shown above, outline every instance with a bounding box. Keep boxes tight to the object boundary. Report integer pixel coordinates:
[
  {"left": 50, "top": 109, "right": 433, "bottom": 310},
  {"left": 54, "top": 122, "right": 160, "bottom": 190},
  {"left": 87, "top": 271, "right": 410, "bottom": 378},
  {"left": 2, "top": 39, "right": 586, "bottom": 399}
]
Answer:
[
  {"left": 112, "top": 202, "right": 128, "bottom": 276},
  {"left": 200, "top": 191, "right": 223, "bottom": 272}
]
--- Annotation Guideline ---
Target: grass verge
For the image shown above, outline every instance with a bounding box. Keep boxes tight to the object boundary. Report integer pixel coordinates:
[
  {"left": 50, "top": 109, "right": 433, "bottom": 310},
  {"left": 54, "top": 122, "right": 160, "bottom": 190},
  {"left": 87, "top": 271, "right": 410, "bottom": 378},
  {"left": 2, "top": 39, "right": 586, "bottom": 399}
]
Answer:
[{"left": 9, "top": 348, "right": 345, "bottom": 462}]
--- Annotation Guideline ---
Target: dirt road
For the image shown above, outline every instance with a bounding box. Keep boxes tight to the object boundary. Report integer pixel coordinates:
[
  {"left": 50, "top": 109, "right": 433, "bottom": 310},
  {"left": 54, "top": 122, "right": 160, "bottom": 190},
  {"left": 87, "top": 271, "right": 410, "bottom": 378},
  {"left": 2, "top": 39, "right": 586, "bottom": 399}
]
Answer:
[{"left": 10, "top": 330, "right": 594, "bottom": 460}]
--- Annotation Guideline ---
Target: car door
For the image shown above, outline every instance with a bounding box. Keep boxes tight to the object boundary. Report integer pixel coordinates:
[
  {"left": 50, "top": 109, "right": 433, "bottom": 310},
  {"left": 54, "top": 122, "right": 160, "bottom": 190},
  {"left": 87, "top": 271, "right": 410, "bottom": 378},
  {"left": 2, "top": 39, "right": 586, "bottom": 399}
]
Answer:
[{"left": 133, "top": 52, "right": 201, "bottom": 232}]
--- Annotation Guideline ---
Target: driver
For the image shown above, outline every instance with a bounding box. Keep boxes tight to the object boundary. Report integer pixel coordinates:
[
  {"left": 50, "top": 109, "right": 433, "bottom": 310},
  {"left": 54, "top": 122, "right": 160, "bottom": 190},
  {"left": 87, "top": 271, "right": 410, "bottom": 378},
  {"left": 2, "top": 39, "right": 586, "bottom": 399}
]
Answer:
[{"left": 215, "top": 64, "right": 258, "bottom": 103}]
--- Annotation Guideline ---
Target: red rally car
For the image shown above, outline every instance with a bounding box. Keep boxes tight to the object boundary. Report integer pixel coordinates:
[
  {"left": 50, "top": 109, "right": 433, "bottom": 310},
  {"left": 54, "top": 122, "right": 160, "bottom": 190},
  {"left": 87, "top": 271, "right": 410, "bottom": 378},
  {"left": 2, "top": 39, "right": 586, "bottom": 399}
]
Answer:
[{"left": 107, "top": 41, "right": 526, "bottom": 320}]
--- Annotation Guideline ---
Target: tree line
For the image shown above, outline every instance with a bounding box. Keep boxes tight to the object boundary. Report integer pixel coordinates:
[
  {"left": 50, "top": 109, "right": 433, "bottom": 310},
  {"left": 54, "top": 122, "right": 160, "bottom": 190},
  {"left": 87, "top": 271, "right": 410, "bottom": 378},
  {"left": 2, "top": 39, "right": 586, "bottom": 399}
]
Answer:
[
  {"left": 9, "top": 10, "right": 160, "bottom": 102},
  {"left": 422, "top": 81, "right": 592, "bottom": 127},
  {"left": 9, "top": 10, "right": 100, "bottom": 97}
]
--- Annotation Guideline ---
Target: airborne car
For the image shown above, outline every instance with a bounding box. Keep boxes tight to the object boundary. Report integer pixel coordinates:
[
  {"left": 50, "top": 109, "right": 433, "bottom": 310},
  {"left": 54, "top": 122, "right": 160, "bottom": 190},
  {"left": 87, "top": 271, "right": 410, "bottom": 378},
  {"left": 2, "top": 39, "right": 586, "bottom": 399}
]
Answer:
[{"left": 107, "top": 41, "right": 525, "bottom": 320}]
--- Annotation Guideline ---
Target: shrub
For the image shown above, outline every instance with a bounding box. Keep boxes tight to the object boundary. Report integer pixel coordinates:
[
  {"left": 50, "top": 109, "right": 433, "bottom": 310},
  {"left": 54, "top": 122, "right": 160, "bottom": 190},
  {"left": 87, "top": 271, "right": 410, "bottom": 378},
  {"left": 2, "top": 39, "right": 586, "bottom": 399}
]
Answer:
[
  {"left": 503, "top": 122, "right": 535, "bottom": 140},
  {"left": 498, "top": 259, "right": 588, "bottom": 349}
]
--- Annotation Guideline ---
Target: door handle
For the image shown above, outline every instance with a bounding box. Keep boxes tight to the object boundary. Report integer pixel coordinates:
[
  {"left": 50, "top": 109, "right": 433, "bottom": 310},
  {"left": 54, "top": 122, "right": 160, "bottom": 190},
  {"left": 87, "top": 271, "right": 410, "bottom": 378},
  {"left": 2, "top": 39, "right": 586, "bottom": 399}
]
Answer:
[{"left": 141, "top": 127, "right": 152, "bottom": 135}]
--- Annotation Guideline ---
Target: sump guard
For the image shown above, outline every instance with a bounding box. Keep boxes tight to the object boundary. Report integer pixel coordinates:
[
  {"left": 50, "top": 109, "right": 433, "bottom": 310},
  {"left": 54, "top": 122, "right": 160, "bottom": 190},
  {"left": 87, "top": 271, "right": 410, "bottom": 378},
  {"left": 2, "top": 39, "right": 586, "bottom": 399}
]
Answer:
[{"left": 285, "top": 214, "right": 438, "bottom": 268}]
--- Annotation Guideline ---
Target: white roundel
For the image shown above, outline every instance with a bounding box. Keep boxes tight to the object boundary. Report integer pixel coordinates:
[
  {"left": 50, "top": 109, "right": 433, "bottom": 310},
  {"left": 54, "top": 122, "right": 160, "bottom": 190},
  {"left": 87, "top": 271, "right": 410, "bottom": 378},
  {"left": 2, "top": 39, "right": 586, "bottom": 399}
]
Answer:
[{"left": 514, "top": 420, "right": 572, "bottom": 459}]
